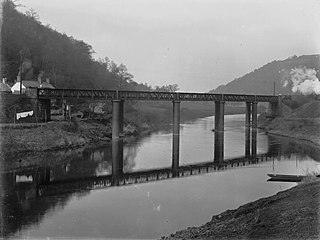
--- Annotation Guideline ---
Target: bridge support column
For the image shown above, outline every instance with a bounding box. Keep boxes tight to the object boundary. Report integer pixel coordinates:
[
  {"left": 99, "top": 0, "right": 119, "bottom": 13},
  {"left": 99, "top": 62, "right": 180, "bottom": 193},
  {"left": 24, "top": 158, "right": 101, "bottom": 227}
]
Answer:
[
  {"left": 112, "top": 139, "right": 123, "bottom": 186},
  {"left": 252, "top": 102, "right": 258, "bottom": 130},
  {"left": 214, "top": 101, "right": 225, "bottom": 163},
  {"left": 245, "top": 102, "right": 252, "bottom": 158},
  {"left": 119, "top": 100, "right": 124, "bottom": 134},
  {"left": 38, "top": 99, "right": 51, "bottom": 122},
  {"left": 112, "top": 100, "right": 122, "bottom": 139},
  {"left": 251, "top": 102, "right": 258, "bottom": 159},
  {"left": 214, "top": 101, "right": 225, "bottom": 132},
  {"left": 172, "top": 101, "right": 180, "bottom": 170}
]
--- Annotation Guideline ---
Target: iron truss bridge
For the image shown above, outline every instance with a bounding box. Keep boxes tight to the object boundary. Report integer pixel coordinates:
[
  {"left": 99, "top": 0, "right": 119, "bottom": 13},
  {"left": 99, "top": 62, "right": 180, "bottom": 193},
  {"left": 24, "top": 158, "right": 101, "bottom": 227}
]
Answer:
[{"left": 37, "top": 88, "right": 281, "bottom": 102}]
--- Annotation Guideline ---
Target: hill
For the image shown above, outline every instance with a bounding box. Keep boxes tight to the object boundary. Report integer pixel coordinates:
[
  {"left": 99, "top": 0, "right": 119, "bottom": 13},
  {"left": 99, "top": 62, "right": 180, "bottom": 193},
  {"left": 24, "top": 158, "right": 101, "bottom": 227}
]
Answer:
[
  {"left": 210, "top": 55, "right": 320, "bottom": 95},
  {"left": 1, "top": 0, "right": 151, "bottom": 91}
]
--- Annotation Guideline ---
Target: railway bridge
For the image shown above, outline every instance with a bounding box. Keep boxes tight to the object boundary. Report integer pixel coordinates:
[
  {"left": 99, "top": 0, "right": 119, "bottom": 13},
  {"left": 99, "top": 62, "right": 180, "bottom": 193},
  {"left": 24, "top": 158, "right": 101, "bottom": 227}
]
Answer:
[{"left": 34, "top": 88, "right": 285, "bottom": 164}]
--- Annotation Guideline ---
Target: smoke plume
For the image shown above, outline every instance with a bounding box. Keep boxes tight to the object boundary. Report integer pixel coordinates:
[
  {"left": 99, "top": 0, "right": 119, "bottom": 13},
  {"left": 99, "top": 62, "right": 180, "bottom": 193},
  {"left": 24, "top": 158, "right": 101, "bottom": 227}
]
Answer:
[{"left": 288, "top": 67, "right": 320, "bottom": 95}]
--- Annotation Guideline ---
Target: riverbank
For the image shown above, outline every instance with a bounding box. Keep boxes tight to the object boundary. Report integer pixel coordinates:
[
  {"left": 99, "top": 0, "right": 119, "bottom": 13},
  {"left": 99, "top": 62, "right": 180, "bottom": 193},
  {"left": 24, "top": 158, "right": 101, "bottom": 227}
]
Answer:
[
  {"left": 163, "top": 179, "right": 320, "bottom": 239},
  {"left": 259, "top": 115, "right": 320, "bottom": 146},
  {"left": 258, "top": 101, "right": 320, "bottom": 147},
  {"left": 0, "top": 118, "right": 153, "bottom": 153},
  {"left": 0, "top": 119, "right": 153, "bottom": 171}
]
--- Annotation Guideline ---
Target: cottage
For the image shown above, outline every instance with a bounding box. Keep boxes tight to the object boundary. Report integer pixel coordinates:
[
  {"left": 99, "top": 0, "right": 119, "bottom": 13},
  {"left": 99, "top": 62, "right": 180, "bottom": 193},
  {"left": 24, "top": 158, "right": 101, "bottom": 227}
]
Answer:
[
  {"left": 0, "top": 78, "right": 12, "bottom": 94},
  {"left": 11, "top": 78, "right": 54, "bottom": 94}
]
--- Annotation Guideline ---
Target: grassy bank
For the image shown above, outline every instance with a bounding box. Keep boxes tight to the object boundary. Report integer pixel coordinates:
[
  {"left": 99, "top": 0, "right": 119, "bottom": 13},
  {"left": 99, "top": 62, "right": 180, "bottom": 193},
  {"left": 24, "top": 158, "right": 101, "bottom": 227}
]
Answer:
[
  {"left": 163, "top": 179, "right": 320, "bottom": 239},
  {"left": 258, "top": 100, "right": 320, "bottom": 146},
  {"left": 0, "top": 118, "right": 146, "bottom": 152}
]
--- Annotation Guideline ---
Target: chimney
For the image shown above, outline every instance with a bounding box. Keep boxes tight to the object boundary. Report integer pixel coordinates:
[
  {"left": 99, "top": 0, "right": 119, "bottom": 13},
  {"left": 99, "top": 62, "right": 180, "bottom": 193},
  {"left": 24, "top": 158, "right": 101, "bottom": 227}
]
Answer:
[
  {"left": 2, "top": 78, "right": 6, "bottom": 84},
  {"left": 46, "top": 78, "right": 50, "bottom": 84}
]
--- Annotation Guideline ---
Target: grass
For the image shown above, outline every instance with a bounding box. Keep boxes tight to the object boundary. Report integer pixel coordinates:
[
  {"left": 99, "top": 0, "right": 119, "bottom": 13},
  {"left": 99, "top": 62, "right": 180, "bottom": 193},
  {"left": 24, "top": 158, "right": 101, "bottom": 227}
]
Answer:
[{"left": 299, "top": 170, "right": 320, "bottom": 185}]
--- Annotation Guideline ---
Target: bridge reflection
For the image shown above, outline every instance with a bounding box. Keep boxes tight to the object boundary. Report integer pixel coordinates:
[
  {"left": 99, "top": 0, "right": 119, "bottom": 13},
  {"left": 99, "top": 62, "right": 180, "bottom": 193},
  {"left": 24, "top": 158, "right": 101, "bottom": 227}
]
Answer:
[
  {"left": 37, "top": 152, "right": 278, "bottom": 197},
  {"left": 7, "top": 139, "right": 280, "bottom": 199}
]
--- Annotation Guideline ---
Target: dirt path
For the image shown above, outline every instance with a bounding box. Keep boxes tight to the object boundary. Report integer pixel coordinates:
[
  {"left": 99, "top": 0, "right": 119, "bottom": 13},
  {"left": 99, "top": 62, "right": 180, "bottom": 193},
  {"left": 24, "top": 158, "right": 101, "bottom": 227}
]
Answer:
[{"left": 163, "top": 180, "right": 320, "bottom": 240}]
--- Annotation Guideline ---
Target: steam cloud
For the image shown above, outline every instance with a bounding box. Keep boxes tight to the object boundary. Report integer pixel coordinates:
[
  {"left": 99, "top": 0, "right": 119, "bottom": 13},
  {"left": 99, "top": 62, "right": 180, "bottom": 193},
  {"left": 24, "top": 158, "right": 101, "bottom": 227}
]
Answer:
[{"left": 287, "top": 67, "right": 320, "bottom": 95}]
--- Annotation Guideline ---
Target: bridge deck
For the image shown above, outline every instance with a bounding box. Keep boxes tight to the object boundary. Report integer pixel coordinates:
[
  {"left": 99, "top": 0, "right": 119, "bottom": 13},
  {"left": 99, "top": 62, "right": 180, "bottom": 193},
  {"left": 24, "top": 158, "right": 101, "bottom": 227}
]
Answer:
[{"left": 37, "top": 88, "right": 279, "bottom": 102}]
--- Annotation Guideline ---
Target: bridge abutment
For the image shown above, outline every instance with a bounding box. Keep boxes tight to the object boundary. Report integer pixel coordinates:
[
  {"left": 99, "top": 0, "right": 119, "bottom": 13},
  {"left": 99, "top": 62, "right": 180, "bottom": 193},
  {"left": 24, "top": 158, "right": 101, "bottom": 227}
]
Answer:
[{"left": 270, "top": 102, "right": 281, "bottom": 118}]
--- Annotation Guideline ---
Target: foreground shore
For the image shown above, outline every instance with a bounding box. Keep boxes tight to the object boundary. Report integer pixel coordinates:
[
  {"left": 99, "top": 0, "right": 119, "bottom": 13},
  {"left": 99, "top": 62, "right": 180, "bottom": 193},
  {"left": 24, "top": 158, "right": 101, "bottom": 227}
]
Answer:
[{"left": 163, "top": 179, "right": 320, "bottom": 240}]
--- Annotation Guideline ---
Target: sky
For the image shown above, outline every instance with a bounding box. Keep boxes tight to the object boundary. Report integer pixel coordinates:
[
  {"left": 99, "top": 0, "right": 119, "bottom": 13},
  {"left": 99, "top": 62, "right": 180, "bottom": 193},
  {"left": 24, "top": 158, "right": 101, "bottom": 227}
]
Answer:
[{"left": 18, "top": 0, "right": 320, "bottom": 92}]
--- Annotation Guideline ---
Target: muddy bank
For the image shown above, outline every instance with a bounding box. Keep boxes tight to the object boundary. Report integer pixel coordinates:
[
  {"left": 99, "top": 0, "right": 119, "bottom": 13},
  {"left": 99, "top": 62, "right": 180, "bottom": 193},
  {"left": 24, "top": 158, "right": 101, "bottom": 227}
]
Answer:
[{"left": 163, "top": 179, "right": 320, "bottom": 240}]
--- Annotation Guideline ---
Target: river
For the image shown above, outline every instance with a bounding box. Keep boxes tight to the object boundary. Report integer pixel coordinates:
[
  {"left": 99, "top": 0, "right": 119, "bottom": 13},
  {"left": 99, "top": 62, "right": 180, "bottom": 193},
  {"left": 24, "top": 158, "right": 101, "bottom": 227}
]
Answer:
[{"left": 1, "top": 114, "right": 319, "bottom": 239}]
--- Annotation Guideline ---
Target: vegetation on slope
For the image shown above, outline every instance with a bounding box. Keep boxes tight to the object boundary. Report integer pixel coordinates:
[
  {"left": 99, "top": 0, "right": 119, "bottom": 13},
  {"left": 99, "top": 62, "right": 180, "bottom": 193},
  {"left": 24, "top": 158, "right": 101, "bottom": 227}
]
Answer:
[
  {"left": 259, "top": 96, "right": 320, "bottom": 146},
  {"left": 210, "top": 55, "right": 320, "bottom": 95},
  {"left": 1, "top": 0, "right": 152, "bottom": 91}
]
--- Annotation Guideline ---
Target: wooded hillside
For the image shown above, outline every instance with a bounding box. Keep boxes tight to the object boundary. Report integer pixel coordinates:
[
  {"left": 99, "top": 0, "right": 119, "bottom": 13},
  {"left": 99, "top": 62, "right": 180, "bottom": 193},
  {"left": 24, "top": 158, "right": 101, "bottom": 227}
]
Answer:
[{"left": 1, "top": 0, "right": 151, "bottom": 91}]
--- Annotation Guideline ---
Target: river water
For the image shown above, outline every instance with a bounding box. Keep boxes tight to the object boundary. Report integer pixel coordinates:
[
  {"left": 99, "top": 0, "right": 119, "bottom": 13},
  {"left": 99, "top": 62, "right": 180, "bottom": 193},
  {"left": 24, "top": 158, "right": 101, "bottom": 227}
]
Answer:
[{"left": 2, "top": 114, "right": 319, "bottom": 239}]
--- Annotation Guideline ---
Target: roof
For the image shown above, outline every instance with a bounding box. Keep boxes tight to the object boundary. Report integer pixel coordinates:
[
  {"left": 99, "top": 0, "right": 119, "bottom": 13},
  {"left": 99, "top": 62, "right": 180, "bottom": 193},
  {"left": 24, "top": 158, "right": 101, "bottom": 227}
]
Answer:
[
  {"left": 12, "top": 80, "right": 55, "bottom": 89},
  {"left": 0, "top": 82, "right": 12, "bottom": 92},
  {"left": 40, "top": 82, "right": 55, "bottom": 89},
  {"left": 22, "top": 81, "right": 41, "bottom": 88}
]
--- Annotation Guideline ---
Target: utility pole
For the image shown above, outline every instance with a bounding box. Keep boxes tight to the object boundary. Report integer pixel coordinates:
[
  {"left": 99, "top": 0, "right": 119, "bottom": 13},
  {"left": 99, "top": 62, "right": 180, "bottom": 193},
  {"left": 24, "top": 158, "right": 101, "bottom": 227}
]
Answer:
[
  {"left": 19, "top": 50, "right": 23, "bottom": 95},
  {"left": 0, "top": 3, "right": 2, "bottom": 80},
  {"left": 273, "top": 81, "right": 276, "bottom": 96}
]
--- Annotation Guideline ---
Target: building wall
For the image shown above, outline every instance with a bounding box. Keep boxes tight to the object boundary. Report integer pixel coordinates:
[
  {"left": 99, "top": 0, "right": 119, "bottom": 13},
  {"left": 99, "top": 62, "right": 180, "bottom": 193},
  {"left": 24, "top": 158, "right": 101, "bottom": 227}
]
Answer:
[{"left": 11, "top": 83, "right": 26, "bottom": 94}]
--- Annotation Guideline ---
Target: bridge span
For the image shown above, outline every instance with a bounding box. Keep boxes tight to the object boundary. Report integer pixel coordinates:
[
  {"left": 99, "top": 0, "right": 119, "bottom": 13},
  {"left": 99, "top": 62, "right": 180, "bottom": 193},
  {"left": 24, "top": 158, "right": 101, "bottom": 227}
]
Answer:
[{"left": 32, "top": 88, "right": 285, "bottom": 165}]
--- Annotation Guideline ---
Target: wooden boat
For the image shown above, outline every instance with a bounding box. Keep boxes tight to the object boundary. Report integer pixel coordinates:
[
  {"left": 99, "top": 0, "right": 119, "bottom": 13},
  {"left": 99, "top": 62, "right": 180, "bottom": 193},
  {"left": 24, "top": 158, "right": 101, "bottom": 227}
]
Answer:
[{"left": 267, "top": 174, "right": 304, "bottom": 182}]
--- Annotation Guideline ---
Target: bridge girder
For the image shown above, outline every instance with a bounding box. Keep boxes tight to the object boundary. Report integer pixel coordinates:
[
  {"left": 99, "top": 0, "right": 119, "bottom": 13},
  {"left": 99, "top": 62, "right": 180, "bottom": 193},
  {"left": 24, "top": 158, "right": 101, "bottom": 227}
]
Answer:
[{"left": 37, "top": 88, "right": 280, "bottom": 103}]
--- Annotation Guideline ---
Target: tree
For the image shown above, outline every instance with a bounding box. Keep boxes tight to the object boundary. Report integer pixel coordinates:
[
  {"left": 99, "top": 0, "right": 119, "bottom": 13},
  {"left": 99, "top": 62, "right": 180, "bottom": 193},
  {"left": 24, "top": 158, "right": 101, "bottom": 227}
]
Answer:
[
  {"left": 154, "top": 84, "right": 179, "bottom": 92},
  {"left": 108, "top": 62, "right": 134, "bottom": 90}
]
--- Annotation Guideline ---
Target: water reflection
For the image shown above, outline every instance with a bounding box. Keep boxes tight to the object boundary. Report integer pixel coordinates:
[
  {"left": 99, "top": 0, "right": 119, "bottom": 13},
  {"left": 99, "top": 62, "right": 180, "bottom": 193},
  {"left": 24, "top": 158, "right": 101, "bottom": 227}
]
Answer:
[{"left": 1, "top": 116, "right": 319, "bottom": 238}]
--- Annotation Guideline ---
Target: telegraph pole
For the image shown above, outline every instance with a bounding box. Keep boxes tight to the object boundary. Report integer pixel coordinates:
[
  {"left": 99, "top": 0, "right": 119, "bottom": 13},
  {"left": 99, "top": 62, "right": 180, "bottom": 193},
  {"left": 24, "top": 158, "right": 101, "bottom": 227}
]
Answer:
[
  {"left": 0, "top": 3, "right": 2, "bottom": 80},
  {"left": 19, "top": 49, "right": 23, "bottom": 95}
]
